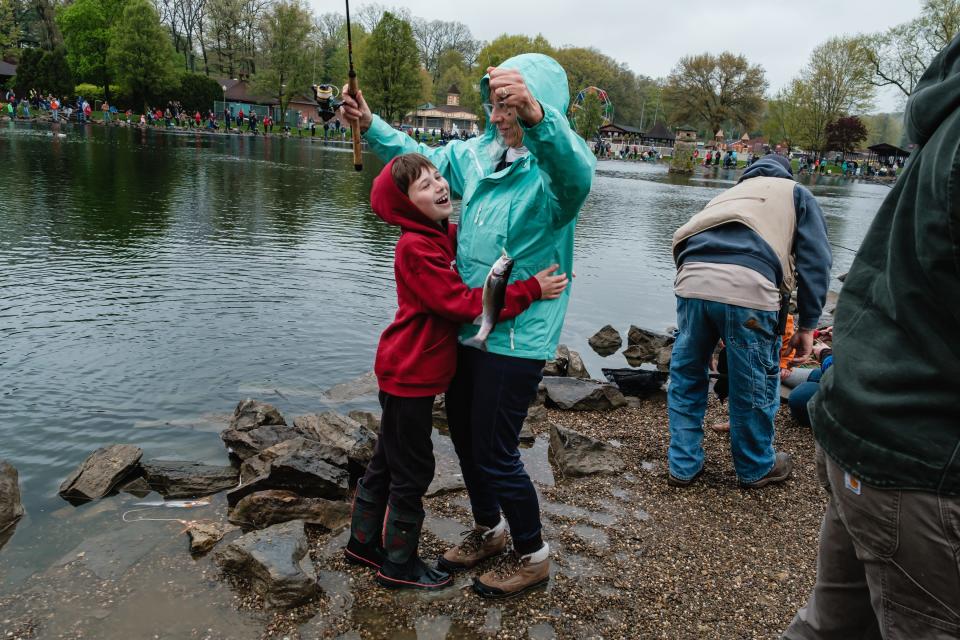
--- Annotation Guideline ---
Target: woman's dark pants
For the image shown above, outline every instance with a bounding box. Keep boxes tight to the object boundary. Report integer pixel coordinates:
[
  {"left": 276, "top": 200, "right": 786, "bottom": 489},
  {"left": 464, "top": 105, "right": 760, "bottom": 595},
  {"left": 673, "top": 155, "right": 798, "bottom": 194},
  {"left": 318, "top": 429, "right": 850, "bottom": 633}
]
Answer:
[
  {"left": 361, "top": 391, "right": 436, "bottom": 515},
  {"left": 445, "top": 345, "right": 545, "bottom": 555}
]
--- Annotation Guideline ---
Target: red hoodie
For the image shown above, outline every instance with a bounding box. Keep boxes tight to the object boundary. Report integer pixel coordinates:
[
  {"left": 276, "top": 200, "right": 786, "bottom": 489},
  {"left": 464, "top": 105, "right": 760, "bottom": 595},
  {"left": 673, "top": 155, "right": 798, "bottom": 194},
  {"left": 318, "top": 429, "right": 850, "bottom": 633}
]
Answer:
[{"left": 371, "top": 158, "right": 541, "bottom": 397}]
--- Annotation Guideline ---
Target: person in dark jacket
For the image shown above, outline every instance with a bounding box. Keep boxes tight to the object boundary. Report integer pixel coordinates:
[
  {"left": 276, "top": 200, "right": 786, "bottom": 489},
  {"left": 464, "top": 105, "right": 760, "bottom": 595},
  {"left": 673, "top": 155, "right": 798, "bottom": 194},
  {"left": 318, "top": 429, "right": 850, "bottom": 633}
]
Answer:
[
  {"left": 344, "top": 153, "right": 567, "bottom": 592},
  {"left": 667, "top": 154, "right": 831, "bottom": 488},
  {"left": 783, "top": 34, "right": 960, "bottom": 640}
]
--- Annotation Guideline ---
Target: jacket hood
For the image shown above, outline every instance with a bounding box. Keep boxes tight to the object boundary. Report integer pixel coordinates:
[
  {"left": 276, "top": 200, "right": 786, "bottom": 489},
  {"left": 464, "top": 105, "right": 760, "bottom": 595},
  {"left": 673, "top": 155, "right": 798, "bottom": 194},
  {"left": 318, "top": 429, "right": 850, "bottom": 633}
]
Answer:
[
  {"left": 738, "top": 156, "right": 794, "bottom": 183},
  {"left": 905, "top": 33, "right": 960, "bottom": 146},
  {"left": 480, "top": 53, "right": 571, "bottom": 124},
  {"left": 370, "top": 158, "right": 448, "bottom": 237}
]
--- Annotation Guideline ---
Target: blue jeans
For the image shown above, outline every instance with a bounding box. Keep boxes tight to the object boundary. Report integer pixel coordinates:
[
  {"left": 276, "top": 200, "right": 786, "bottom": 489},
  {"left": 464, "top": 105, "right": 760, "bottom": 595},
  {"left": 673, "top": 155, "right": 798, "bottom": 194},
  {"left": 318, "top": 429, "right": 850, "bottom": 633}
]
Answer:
[
  {"left": 445, "top": 345, "right": 545, "bottom": 555},
  {"left": 787, "top": 368, "right": 823, "bottom": 427},
  {"left": 668, "top": 297, "right": 781, "bottom": 483}
]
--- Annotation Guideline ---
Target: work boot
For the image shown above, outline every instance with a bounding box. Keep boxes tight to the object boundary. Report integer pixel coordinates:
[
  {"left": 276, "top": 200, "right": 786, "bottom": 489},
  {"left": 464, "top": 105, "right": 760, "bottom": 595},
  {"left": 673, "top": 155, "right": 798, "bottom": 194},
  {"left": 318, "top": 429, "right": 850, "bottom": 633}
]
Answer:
[
  {"left": 739, "top": 452, "right": 794, "bottom": 488},
  {"left": 376, "top": 506, "right": 452, "bottom": 590},
  {"left": 472, "top": 543, "right": 550, "bottom": 600},
  {"left": 343, "top": 479, "right": 386, "bottom": 570},
  {"left": 438, "top": 516, "right": 508, "bottom": 572}
]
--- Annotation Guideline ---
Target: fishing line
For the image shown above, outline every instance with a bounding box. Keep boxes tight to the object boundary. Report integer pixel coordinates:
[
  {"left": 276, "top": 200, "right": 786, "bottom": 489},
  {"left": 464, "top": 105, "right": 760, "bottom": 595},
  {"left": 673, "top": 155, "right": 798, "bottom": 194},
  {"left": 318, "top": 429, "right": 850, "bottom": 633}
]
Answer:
[{"left": 829, "top": 241, "right": 860, "bottom": 254}]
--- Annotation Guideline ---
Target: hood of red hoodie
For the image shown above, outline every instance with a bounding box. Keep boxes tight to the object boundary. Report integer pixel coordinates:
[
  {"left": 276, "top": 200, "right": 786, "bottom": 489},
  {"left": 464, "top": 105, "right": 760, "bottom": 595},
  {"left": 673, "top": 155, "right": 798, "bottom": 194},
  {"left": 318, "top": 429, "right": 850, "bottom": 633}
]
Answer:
[{"left": 371, "top": 158, "right": 449, "bottom": 239}]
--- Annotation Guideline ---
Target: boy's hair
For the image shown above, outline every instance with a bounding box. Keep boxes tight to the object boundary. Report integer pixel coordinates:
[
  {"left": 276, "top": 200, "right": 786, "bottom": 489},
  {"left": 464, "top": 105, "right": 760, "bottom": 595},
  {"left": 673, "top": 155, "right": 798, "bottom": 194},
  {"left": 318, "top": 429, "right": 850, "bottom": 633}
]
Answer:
[{"left": 392, "top": 154, "right": 437, "bottom": 195}]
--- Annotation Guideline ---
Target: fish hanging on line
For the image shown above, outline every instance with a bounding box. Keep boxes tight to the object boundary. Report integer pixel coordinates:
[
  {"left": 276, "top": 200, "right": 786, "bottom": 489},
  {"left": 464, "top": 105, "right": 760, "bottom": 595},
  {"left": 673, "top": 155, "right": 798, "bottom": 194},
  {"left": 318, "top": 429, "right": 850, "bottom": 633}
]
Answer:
[{"left": 462, "top": 250, "right": 514, "bottom": 352}]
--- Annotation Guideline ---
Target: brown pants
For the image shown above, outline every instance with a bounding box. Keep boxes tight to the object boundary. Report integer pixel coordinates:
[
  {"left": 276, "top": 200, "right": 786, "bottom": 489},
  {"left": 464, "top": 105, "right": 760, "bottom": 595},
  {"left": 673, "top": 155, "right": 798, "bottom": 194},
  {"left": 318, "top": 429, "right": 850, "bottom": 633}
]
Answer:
[{"left": 783, "top": 452, "right": 960, "bottom": 639}]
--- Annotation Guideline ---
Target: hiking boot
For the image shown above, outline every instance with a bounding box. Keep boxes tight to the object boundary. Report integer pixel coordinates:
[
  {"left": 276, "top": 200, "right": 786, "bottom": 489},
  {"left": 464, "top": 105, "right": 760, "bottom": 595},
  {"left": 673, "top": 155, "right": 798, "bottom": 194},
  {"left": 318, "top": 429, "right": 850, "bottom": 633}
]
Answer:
[
  {"left": 438, "top": 516, "right": 507, "bottom": 572},
  {"left": 667, "top": 468, "right": 704, "bottom": 488},
  {"left": 375, "top": 506, "right": 452, "bottom": 590},
  {"left": 739, "top": 452, "right": 794, "bottom": 488},
  {"left": 472, "top": 543, "right": 550, "bottom": 600},
  {"left": 343, "top": 479, "right": 386, "bottom": 570}
]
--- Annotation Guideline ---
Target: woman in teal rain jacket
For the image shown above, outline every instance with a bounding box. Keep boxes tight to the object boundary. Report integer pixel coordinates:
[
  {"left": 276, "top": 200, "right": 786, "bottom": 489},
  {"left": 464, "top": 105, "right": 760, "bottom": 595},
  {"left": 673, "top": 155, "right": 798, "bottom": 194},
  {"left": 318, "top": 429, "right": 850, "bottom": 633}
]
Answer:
[{"left": 340, "top": 53, "right": 595, "bottom": 598}]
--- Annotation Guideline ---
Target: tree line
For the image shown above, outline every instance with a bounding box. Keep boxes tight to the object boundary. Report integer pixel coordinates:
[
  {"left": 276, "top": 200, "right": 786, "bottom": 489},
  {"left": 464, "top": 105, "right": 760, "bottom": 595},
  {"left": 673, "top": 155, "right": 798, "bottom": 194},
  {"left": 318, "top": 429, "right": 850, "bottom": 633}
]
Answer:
[{"left": 1, "top": 0, "right": 957, "bottom": 154}]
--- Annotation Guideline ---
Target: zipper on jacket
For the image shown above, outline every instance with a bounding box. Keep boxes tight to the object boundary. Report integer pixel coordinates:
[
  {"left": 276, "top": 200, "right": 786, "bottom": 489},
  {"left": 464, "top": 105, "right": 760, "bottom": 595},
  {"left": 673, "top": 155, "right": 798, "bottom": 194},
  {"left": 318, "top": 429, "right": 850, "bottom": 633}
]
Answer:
[
  {"left": 509, "top": 327, "right": 515, "bottom": 350},
  {"left": 473, "top": 205, "right": 483, "bottom": 225}
]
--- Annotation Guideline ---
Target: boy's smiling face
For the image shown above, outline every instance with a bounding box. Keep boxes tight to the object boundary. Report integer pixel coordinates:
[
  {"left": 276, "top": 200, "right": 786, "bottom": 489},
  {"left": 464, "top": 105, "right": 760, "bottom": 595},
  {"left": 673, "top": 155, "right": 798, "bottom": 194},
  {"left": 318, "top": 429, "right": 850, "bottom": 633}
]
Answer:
[{"left": 407, "top": 167, "right": 453, "bottom": 222}]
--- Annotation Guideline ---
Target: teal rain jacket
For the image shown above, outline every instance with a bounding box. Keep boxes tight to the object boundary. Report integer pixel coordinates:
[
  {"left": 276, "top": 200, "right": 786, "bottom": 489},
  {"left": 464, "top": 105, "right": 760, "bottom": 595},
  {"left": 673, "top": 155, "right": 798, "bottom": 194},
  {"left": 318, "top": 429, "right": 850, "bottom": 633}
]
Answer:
[{"left": 362, "top": 53, "right": 596, "bottom": 360}]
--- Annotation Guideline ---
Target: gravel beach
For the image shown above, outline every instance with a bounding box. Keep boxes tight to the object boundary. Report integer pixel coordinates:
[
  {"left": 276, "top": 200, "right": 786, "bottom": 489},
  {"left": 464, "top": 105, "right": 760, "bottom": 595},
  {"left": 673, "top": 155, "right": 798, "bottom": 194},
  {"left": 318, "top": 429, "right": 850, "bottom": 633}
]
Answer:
[
  {"left": 0, "top": 395, "right": 824, "bottom": 639},
  {"left": 257, "top": 395, "right": 824, "bottom": 639}
]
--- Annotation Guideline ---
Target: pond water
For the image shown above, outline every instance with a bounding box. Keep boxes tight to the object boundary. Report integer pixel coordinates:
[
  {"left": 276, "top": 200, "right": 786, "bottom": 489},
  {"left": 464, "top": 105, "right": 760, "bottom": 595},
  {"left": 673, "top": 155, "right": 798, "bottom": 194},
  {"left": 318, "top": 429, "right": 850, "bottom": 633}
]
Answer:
[{"left": 0, "top": 122, "right": 885, "bottom": 600}]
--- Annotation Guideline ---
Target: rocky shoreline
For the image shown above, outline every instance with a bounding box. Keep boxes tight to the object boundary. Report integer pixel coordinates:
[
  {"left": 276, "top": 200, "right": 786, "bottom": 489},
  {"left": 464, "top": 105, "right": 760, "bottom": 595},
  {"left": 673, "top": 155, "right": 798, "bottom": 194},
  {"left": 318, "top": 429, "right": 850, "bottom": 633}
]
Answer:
[{"left": 0, "top": 325, "right": 826, "bottom": 639}]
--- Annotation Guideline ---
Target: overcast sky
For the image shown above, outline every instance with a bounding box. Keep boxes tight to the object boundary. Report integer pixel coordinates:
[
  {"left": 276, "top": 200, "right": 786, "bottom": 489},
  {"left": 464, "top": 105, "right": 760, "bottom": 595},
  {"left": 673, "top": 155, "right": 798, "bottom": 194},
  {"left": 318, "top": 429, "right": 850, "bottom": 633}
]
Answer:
[{"left": 309, "top": 0, "right": 926, "bottom": 113}]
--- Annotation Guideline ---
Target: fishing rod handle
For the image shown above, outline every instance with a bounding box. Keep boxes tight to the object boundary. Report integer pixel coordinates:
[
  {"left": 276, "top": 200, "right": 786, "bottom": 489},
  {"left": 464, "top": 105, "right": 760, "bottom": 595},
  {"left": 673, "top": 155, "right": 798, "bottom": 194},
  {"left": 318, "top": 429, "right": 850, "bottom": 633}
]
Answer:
[{"left": 347, "top": 73, "right": 362, "bottom": 171}]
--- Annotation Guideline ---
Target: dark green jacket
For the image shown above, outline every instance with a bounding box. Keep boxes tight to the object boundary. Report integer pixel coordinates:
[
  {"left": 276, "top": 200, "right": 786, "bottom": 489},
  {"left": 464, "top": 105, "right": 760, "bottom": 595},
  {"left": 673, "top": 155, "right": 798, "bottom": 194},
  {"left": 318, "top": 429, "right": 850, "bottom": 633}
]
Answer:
[{"left": 812, "top": 35, "right": 960, "bottom": 495}]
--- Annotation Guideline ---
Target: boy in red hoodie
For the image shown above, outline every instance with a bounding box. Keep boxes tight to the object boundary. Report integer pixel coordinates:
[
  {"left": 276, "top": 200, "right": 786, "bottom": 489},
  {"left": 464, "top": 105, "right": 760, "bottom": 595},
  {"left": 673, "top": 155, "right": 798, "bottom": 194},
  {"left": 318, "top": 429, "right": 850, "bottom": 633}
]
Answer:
[{"left": 345, "top": 153, "right": 567, "bottom": 590}]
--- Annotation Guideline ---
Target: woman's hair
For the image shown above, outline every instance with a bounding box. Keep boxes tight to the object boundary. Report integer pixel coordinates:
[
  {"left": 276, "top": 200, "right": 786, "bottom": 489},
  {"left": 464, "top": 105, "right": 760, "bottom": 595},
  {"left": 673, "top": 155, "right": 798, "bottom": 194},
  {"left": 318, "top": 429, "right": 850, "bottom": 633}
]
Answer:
[{"left": 391, "top": 153, "right": 437, "bottom": 194}]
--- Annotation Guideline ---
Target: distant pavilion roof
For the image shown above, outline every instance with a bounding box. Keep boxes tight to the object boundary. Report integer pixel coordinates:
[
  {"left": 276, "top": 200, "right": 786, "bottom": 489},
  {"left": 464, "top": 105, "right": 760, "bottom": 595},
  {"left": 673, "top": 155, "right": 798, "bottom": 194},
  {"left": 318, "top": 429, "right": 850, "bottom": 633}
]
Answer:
[
  {"left": 0, "top": 60, "right": 16, "bottom": 77},
  {"left": 643, "top": 121, "right": 676, "bottom": 141},
  {"left": 599, "top": 122, "right": 644, "bottom": 135},
  {"left": 867, "top": 142, "right": 910, "bottom": 157}
]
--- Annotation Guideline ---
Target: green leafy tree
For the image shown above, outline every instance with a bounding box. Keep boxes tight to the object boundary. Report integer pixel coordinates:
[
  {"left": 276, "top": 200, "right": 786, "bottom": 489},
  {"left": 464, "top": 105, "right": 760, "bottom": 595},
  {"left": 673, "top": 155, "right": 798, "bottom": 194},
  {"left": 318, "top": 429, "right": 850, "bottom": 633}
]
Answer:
[
  {"left": 761, "top": 86, "right": 804, "bottom": 150},
  {"left": 862, "top": 112, "right": 905, "bottom": 147},
  {"left": 107, "top": 0, "right": 178, "bottom": 109},
  {"left": 178, "top": 72, "right": 221, "bottom": 111},
  {"left": 360, "top": 11, "right": 421, "bottom": 125},
  {"left": 791, "top": 37, "right": 874, "bottom": 152},
  {"left": 573, "top": 90, "right": 603, "bottom": 141},
  {"left": 57, "top": 0, "right": 127, "bottom": 102},
  {"left": 434, "top": 49, "right": 479, "bottom": 112},
  {"left": 664, "top": 52, "right": 767, "bottom": 136},
  {"left": 474, "top": 33, "right": 554, "bottom": 71},
  {"left": 11, "top": 46, "right": 72, "bottom": 95},
  {"left": 0, "top": 0, "right": 21, "bottom": 61},
  {"left": 859, "top": 0, "right": 960, "bottom": 97},
  {"left": 256, "top": 0, "right": 314, "bottom": 114}
]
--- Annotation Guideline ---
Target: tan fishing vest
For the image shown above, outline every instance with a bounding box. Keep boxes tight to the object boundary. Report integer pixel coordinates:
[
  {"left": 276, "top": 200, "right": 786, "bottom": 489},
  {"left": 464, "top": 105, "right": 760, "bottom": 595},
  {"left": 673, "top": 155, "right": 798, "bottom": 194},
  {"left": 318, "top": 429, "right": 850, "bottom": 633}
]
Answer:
[{"left": 672, "top": 176, "right": 797, "bottom": 295}]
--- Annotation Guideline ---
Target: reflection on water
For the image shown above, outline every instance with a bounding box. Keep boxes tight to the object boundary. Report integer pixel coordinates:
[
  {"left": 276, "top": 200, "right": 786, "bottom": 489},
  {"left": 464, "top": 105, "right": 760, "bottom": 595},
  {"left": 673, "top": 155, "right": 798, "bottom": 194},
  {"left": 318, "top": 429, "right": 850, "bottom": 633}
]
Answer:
[{"left": 0, "top": 122, "right": 886, "bottom": 584}]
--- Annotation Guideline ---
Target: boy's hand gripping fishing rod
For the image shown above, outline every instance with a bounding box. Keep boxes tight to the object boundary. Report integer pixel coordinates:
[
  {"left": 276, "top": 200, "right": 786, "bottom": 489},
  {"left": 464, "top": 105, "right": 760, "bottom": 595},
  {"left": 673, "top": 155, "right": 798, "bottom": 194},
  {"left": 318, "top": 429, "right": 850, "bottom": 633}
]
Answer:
[{"left": 345, "top": 0, "right": 362, "bottom": 171}]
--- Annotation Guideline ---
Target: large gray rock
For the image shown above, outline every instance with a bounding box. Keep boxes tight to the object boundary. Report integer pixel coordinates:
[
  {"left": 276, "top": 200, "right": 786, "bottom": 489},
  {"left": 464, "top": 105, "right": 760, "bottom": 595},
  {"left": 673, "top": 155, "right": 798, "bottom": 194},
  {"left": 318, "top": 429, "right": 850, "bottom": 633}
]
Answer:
[
  {"left": 230, "top": 399, "right": 286, "bottom": 431},
  {"left": 541, "top": 377, "right": 627, "bottom": 411},
  {"left": 221, "top": 422, "right": 312, "bottom": 461},
  {"left": 141, "top": 460, "right": 239, "bottom": 499},
  {"left": 588, "top": 325, "right": 622, "bottom": 356},
  {"left": 229, "top": 490, "right": 350, "bottom": 531},
  {"left": 0, "top": 461, "right": 24, "bottom": 536},
  {"left": 214, "top": 519, "right": 318, "bottom": 608},
  {"left": 549, "top": 424, "right": 625, "bottom": 477},
  {"left": 625, "top": 326, "right": 676, "bottom": 365},
  {"left": 58, "top": 444, "right": 143, "bottom": 502},
  {"left": 292, "top": 412, "right": 377, "bottom": 470},
  {"left": 228, "top": 438, "right": 349, "bottom": 507}
]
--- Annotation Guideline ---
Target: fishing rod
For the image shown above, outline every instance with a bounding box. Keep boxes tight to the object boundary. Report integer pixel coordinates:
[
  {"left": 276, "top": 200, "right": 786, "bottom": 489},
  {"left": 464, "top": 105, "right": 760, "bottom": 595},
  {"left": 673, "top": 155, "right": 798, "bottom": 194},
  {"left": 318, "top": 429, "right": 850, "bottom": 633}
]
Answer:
[{"left": 345, "top": 0, "right": 362, "bottom": 171}]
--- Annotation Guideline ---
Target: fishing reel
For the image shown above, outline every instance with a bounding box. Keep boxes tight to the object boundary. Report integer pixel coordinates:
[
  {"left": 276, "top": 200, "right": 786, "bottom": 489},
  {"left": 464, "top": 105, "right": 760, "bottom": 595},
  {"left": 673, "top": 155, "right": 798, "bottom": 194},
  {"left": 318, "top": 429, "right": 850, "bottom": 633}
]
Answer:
[{"left": 312, "top": 84, "right": 342, "bottom": 123}]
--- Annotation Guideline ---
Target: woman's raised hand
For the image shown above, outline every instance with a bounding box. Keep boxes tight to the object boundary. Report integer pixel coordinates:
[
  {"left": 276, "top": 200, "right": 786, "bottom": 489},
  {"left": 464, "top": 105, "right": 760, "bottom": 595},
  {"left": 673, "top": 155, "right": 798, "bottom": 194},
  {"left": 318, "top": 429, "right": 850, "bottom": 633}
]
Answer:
[
  {"left": 534, "top": 264, "right": 568, "bottom": 300},
  {"left": 338, "top": 86, "right": 373, "bottom": 132},
  {"left": 486, "top": 67, "right": 544, "bottom": 126}
]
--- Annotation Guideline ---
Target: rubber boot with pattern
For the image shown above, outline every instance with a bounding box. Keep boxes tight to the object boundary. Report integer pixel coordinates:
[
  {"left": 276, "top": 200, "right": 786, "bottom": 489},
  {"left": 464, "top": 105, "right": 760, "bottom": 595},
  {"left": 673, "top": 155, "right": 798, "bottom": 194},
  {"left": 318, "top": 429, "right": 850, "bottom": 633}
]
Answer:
[{"left": 376, "top": 506, "right": 453, "bottom": 590}]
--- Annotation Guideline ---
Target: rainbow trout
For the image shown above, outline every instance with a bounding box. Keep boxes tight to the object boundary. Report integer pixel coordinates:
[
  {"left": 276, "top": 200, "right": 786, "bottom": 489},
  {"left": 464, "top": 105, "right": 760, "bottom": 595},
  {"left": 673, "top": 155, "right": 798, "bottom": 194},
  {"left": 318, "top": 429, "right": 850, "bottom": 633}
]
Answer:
[{"left": 463, "top": 251, "right": 514, "bottom": 352}]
